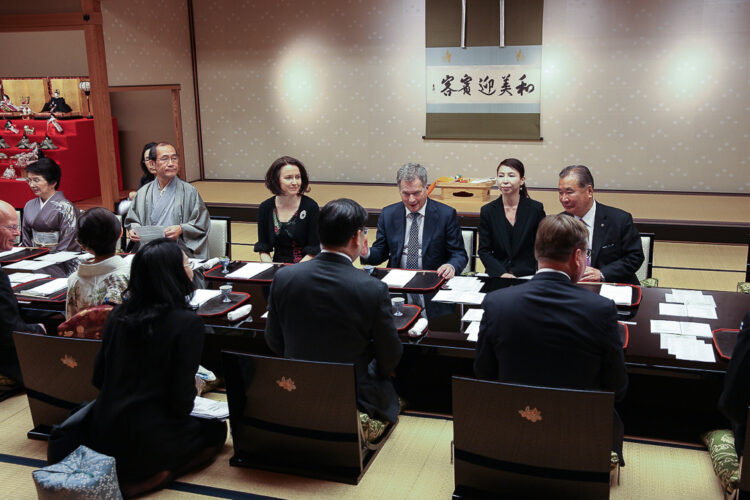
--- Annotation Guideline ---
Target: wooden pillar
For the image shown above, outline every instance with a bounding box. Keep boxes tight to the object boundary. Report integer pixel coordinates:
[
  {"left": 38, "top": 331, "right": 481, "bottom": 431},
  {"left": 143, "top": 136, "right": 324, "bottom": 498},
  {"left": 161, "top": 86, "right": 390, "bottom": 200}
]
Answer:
[
  {"left": 81, "top": 0, "right": 119, "bottom": 209},
  {"left": 171, "top": 88, "right": 186, "bottom": 180}
]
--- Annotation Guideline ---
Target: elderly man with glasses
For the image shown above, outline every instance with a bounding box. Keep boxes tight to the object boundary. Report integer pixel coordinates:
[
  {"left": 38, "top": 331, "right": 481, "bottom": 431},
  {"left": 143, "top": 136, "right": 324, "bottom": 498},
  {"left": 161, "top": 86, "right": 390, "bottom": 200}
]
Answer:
[
  {"left": 125, "top": 142, "right": 211, "bottom": 258},
  {"left": 0, "top": 200, "right": 45, "bottom": 385}
]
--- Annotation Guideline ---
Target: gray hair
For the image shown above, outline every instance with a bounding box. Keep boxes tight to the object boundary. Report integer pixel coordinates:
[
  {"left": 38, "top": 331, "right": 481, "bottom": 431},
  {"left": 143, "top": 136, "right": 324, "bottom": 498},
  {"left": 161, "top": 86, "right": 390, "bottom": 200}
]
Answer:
[
  {"left": 559, "top": 165, "right": 594, "bottom": 189},
  {"left": 396, "top": 163, "right": 428, "bottom": 188}
]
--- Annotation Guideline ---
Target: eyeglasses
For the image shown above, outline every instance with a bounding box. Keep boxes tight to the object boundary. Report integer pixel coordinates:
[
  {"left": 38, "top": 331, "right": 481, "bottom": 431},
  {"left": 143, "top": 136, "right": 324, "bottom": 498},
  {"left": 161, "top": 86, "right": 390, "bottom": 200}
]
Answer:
[
  {"left": 157, "top": 155, "right": 180, "bottom": 164},
  {"left": 1, "top": 224, "right": 19, "bottom": 231},
  {"left": 26, "top": 177, "right": 45, "bottom": 185}
]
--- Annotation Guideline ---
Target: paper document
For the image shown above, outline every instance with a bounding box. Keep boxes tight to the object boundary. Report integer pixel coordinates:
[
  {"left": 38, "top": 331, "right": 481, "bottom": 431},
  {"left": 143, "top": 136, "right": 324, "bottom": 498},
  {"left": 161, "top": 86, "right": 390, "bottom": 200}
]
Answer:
[
  {"left": 0, "top": 247, "right": 26, "bottom": 259},
  {"left": 191, "top": 396, "right": 229, "bottom": 421},
  {"left": 679, "top": 322, "right": 713, "bottom": 338},
  {"left": 132, "top": 225, "right": 166, "bottom": 245},
  {"left": 651, "top": 320, "right": 712, "bottom": 338},
  {"left": 20, "top": 277, "right": 68, "bottom": 297},
  {"left": 432, "top": 290, "right": 485, "bottom": 305},
  {"left": 381, "top": 270, "right": 417, "bottom": 288},
  {"left": 686, "top": 305, "right": 718, "bottom": 320},
  {"left": 659, "top": 303, "right": 687, "bottom": 317},
  {"left": 446, "top": 276, "right": 484, "bottom": 292},
  {"left": 669, "top": 289, "right": 705, "bottom": 302},
  {"left": 650, "top": 320, "right": 682, "bottom": 335},
  {"left": 36, "top": 251, "right": 82, "bottom": 263},
  {"left": 8, "top": 272, "right": 51, "bottom": 284},
  {"left": 665, "top": 293, "right": 716, "bottom": 307},
  {"left": 465, "top": 321, "right": 480, "bottom": 341},
  {"left": 261, "top": 311, "right": 268, "bottom": 319},
  {"left": 4, "top": 259, "right": 52, "bottom": 271},
  {"left": 461, "top": 308, "right": 484, "bottom": 322},
  {"left": 599, "top": 284, "right": 632, "bottom": 305},
  {"left": 226, "top": 262, "right": 274, "bottom": 279},
  {"left": 189, "top": 289, "right": 222, "bottom": 307}
]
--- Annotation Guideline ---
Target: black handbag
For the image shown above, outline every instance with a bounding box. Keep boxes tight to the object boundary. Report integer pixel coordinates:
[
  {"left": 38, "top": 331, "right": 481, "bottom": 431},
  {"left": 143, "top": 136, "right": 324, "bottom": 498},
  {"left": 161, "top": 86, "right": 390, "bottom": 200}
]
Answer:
[{"left": 47, "top": 400, "right": 95, "bottom": 465}]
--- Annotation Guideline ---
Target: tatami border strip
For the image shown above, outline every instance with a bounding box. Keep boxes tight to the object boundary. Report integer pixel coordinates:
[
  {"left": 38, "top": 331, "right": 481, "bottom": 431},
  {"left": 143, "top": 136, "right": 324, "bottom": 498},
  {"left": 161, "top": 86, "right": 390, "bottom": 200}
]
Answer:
[{"left": 169, "top": 480, "right": 282, "bottom": 499}]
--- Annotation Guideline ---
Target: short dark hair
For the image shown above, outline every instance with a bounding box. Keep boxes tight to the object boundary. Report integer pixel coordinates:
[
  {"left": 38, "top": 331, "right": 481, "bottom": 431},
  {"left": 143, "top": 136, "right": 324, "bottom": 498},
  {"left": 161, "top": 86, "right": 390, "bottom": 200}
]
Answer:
[
  {"left": 559, "top": 165, "right": 594, "bottom": 189},
  {"left": 77, "top": 207, "right": 121, "bottom": 256},
  {"left": 119, "top": 238, "right": 194, "bottom": 331},
  {"left": 140, "top": 141, "right": 158, "bottom": 176},
  {"left": 534, "top": 214, "right": 589, "bottom": 262},
  {"left": 318, "top": 198, "right": 367, "bottom": 247},
  {"left": 498, "top": 158, "right": 529, "bottom": 198},
  {"left": 265, "top": 156, "right": 310, "bottom": 196},
  {"left": 26, "top": 157, "right": 61, "bottom": 190}
]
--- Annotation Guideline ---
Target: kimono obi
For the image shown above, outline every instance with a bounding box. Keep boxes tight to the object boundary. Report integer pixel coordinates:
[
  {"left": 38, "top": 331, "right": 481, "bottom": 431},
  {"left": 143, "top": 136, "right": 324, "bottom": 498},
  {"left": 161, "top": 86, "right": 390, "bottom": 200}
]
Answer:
[{"left": 32, "top": 229, "right": 60, "bottom": 248}]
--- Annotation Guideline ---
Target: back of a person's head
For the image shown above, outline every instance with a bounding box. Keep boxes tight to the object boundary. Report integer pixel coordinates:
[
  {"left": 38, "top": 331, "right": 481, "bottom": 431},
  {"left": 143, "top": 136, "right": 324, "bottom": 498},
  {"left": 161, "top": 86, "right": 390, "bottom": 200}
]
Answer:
[
  {"left": 318, "top": 198, "right": 367, "bottom": 248},
  {"left": 77, "top": 207, "right": 120, "bottom": 256},
  {"left": 121, "top": 238, "right": 194, "bottom": 327},
  {"left": 534, "top": 214, "right": 588, "bottom": 262}
]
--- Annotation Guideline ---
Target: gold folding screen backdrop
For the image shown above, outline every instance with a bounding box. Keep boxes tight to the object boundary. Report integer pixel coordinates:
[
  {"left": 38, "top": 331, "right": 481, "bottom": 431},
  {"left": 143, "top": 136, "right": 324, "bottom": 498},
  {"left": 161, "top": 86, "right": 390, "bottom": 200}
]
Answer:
[{"left": 425, "top": 0, "right": 544, "bottom": 140}]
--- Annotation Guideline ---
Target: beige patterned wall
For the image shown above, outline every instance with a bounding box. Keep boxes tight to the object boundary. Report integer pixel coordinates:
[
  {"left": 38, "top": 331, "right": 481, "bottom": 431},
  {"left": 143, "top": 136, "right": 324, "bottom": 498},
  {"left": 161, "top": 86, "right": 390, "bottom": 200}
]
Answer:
[
  {"left": 193, "top": 0, "right": 750, "bottom": 193},
  {"left": 101, "top": 0, "right": 201, "bottom": 181}
]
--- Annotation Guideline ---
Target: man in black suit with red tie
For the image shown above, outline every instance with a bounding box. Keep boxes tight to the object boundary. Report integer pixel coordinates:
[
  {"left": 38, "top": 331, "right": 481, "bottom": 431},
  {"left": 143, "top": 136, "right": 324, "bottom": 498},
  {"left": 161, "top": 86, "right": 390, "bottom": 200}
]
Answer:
[
  {"left": 474, "top": 214, "right": 628, "bottom": 459},
  {"left": 265, "top": 198, "right": 403, "bottom": 424},
  {"left": 558, "top": 165, "right": 644, "bottom": 285}
]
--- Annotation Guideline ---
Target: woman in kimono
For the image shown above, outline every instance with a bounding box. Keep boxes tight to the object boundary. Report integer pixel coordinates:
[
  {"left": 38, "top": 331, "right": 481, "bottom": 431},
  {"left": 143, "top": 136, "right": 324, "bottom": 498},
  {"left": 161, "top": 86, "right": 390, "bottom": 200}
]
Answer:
[{"left": 21, "top": 157, "right": 80, "bottom": 252}]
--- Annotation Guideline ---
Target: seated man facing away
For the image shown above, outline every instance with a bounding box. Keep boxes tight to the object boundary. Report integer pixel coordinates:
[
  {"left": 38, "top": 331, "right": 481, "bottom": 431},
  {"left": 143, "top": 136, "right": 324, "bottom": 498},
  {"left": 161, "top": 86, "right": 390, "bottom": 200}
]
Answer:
[
  {"left": 66, "top": 207, "right": 130, "bottom": 319},
  {"left": 125, "top": 142, "right": 210, "bottom": 258},
  {"left": 719, "top": 311, "right": 750, "bottom": 457},
  {"left": 0, "top": 200, "right": 45, "bottom": 384},
  {"left": 265, "top": 198, "right": 403, "bottom": 437},
  {"left": 558, "top": 165, "right": 644, "bottom": 285},
  {"left": 474, "top": 214, "right": 628, "bottom": 460},
  {"left": 360, "top": 162, "right": 467, "bottom": 279}
]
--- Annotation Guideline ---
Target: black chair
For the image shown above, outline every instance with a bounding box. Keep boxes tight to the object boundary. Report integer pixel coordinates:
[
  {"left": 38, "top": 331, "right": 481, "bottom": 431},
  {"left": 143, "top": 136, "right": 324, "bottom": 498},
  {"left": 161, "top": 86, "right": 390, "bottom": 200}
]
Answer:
[
  {"left": 223, "top": 351, "right": 396, "bottom": 484},
  {"left": 452, "top": 376, "right": 614, "bottom": 499},
  {"left": 461, "top": 226, "right": 479, "bottom": 274}
]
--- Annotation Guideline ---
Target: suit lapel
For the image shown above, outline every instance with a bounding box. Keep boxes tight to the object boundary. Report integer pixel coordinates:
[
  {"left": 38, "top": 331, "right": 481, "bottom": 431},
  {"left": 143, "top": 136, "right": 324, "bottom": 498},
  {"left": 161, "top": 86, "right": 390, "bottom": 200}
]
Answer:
[
  {"left": 591, "top": 204, "right": 607, "bottom": 265},
  {"left": 510, "top": 197, "right": 532, "bottom": 256},
  {"left": 420, "top": 199, "right": 437, "bottom": 256}
]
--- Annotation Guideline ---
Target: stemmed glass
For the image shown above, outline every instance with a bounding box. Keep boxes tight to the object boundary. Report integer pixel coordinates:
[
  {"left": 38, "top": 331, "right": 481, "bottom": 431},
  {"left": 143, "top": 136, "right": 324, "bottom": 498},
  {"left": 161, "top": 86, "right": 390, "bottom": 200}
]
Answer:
[{"left": 220, "top": 256, "right": 230, "bottom": 274}]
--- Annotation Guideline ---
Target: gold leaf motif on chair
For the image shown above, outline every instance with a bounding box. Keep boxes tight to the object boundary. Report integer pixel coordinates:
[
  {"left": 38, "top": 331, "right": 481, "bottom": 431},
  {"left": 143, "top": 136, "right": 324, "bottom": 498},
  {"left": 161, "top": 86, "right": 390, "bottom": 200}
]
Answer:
[
  {"left": 276, "top": 376, "right": 296, "bottom": 392},
  {"left": 518, "top": 405, "right": 542, "bottom": 422},
  {"left": 60, "top": 354, "right": 78, "bottom": 369}
]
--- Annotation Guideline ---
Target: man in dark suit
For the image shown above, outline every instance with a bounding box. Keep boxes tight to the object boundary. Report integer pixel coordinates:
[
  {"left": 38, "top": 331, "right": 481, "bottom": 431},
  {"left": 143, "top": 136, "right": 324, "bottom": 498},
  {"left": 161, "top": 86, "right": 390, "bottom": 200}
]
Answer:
[
  {"left": 558, "top": 165, "right": 644, "bottom": 285},
  {"left": 265, "top": 198, "right": 403, "bottom": 423},
  {"left": 0, "top": 200, "right": 45, "bottom": 383},
  {"left": 360, "top": 163, "right": 467, "bottom": 279},
  {"left": 474, "top": 214, "right": 628, "bottom": 458},
  {"left": 719, "top": 311, "right": 750, "bottom": 456}
]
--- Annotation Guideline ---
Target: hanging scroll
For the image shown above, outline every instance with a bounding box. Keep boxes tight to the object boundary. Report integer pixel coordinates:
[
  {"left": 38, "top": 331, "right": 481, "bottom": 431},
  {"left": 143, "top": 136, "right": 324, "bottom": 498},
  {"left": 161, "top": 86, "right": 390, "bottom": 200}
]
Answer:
[{"left": 425, "top": 0, "right": 544, "bottom": 140}]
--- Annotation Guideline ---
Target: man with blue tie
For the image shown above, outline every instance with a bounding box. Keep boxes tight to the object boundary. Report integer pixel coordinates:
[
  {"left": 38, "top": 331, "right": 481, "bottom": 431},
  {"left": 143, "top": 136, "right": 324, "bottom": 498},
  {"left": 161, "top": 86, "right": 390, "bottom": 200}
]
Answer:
[{"left": 360, "top": 163, "right": 467, "bottom": 279}]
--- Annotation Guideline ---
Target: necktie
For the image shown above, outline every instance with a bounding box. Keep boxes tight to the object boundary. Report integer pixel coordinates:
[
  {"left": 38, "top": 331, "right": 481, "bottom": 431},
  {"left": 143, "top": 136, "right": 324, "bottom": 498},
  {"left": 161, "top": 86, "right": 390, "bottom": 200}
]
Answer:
[{"left": 406, "top": 212, "right": 420, "bottom": 269}]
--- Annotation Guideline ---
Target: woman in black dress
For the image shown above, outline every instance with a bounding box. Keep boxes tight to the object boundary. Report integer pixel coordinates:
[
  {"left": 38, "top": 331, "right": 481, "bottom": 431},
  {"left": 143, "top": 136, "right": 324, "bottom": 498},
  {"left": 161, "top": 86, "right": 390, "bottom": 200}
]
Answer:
[
  {"left": 478, "top": 158, "right": 546, "bottom": 278},
  {"left": 88, "top": 238, "right": 226, "bottom": 497},
  {"left": 254, "top": 156, "right": 320, "bottom": 263}
]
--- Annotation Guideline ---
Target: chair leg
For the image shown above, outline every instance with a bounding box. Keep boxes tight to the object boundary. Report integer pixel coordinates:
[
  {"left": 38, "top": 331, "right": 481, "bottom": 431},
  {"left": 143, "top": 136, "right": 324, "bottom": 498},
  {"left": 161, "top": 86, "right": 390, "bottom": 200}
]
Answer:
[{"left": 610, "top": 462, "right": 621, "bottom": 486}]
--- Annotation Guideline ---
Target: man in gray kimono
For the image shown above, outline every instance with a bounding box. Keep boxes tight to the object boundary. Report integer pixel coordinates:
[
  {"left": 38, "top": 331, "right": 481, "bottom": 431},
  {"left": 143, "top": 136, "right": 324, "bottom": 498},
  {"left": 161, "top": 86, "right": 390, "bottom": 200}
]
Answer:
[{"left": 125, "top": 143, "right": 210, "bottom": 258}]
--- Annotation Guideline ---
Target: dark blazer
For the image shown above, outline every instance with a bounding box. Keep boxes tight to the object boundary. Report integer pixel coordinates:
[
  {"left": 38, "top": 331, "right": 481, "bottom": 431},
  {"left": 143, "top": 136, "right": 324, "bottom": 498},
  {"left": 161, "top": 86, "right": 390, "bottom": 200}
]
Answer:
[
  {"left": 254, "top": 195, "right": 321, "bottom": 262},
  {"left": 566, "top": 202, "right": 644, "bottom": 285},
  {"left": 478, "top": 196, "right": 545, "bottom": 277},
  {"left": 474, "top": 271, "right": 628, "bottom": 456},
  {"left": 0, "top": 269, "right": 44, "bottom": 382},
  {"left": 362, "top": 198, "right": 468, "bottom": 273},
  {"left": 89, "top": 306, "right": 226, "bottom": 479},
  {"left": 719, "top": 311, "right": 750, "bottom": 456},
  {"left": 265, "top": 252, "right": 403, "bottom": 423}
]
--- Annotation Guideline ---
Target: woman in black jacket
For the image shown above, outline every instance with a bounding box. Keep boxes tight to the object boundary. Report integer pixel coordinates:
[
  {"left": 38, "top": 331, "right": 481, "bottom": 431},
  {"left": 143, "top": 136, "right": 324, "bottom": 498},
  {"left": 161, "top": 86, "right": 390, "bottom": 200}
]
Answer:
[
  {"left": 478, "top": 158, "right": 546, "bottom": 278},
  {"left": 88, "top": 238, "right": 226, "bottom": 497},
  {"left": 254, "top": 156, "right": 320, "bottom": 263}
]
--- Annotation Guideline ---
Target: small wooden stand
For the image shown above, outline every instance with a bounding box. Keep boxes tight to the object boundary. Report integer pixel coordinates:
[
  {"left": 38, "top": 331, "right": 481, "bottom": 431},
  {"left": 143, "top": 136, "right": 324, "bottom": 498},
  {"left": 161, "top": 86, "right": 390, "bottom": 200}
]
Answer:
[{"left": 436, "top": 181, "right": 494, "bottom": 201}]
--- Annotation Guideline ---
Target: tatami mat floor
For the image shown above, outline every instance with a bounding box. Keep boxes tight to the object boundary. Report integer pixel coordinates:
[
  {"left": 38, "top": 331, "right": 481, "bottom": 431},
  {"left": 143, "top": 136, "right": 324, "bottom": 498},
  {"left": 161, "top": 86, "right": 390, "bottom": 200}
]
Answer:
[{"left": 0, "top": 391, "right": 725, "bottom": 499}]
